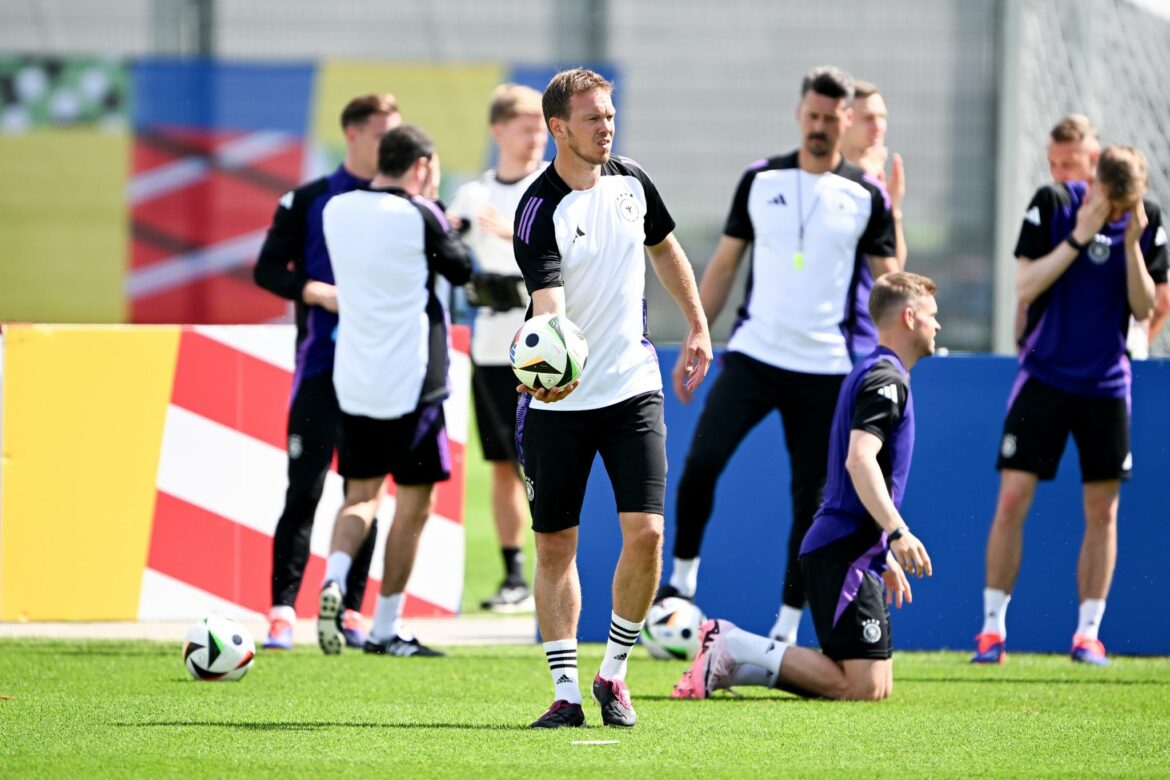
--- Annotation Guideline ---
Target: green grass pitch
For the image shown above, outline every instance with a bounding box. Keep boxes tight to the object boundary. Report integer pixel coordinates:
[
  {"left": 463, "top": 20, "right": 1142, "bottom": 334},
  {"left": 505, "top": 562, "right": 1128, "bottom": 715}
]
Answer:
[
  {"left": 4, "top": 410, "right": 1170, "bottom": 777},
  {"left": 2, "top": 640, "right": 1169, "bottom": 778}
]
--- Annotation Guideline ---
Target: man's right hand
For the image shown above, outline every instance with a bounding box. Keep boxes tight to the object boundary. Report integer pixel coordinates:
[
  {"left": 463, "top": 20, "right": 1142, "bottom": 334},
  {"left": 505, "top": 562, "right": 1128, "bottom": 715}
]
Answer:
[
  {"left": 302, "top": 280, "right": 339, "bottom": 312},
  {"left": 518, "top": 380, "right": 579, "bottom": 404},
  {"left": 1072, "top": 188, "right": 1111, "bottom": 246}
]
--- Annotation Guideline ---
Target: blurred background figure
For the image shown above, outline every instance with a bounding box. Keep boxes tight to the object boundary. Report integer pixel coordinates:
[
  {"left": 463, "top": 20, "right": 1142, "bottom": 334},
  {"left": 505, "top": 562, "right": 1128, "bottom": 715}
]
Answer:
[
  {"left": 448, "top": 84, "right": 549, "bottom": 614},
  {"left": 253, "top": 93, "right": 401, "bottom": 650}
]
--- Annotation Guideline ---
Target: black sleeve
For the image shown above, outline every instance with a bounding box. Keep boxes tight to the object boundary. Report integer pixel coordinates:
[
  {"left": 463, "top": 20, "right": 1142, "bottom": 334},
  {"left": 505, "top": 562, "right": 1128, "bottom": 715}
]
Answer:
[
  {"left": 1142, "top": 198, "right": 1168, "bottom": 284},
  {"left": 416, "top": 196, "right": 472, "bottom": 286},
  {"left": 513, "top": 193, "right": 562, "bottom": 293},
  {"left": 851, "top": 362, "right": 907, "bottom": 444},
  {"left": 722, "top": 168, "right": 756, "bottom": 241},
  {"left": 1014, "top": 185, "right": 1060, "bottom": 261},
  {"left": 253, "top": 187, "right": 311, "bottom": 300},
  {"left": 858, "top": 175, "right": 896, "bottom": 258},
  {"left": 622, "top": 159, "right": 676, "bottom": 246}
]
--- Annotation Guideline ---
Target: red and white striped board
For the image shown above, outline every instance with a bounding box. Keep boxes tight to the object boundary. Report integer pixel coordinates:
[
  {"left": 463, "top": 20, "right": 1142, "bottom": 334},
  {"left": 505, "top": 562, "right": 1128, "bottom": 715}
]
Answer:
[{"left": 136, "top": 324, "right": 469, "bottom": 620}]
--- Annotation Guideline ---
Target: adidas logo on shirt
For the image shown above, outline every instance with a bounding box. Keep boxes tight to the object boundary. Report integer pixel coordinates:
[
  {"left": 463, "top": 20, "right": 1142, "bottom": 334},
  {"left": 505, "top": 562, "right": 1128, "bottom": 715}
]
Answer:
[
  {"left": 1023, "top": 206, "right": 1041, "bottom": 226},
  {"left": 767, "top": 192, "right": 787, "bottom": 206},
  {"left": 877, "top": 383, "right": 899, "bottom": 403}
]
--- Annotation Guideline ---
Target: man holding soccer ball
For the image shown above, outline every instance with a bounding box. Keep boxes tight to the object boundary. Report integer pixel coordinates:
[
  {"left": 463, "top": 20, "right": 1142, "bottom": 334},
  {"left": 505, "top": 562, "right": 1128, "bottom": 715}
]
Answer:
[{"left": 512, "top": 68, "right": 712, "bottom": 728}]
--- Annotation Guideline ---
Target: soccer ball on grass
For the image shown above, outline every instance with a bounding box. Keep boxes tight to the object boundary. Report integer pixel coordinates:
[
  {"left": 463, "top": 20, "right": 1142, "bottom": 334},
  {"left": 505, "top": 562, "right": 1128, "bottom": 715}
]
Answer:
[
  {"left": 641, "top": 597, "right": 706, "bottom": 660},
  {"left": 183, "top": 615, "right": 255, "bottom": 681}
]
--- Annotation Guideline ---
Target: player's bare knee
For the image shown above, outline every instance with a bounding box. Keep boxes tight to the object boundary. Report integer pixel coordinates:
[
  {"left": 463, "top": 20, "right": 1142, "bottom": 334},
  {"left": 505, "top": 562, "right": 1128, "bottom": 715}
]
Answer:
[
  {"left": 535, "top": 529, "right": 577, "bottom": 568},
  {"left": 622, "top": 516, "right": 663, "bottom": 556},
  {"left": 995, "top": 489, "right": 1031, "bottom": 527}
]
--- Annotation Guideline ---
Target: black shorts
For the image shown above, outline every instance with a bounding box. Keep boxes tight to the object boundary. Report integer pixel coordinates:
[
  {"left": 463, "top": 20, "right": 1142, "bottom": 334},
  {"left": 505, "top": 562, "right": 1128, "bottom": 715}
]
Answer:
[
  {"left": 517, "top": 391, "right": 667, "bottom": 533},
  {"left": 996, "top": 375, "right": 1131, "bottom": 482},
  {"left": 337, "top": 404, "right": 451, "bottom": 484},
  {"left": 472, "top": 364, "right": 519, "bottom": 462},
  {"left": 801, "top": 554, "right": 892, "bottom": 661}
]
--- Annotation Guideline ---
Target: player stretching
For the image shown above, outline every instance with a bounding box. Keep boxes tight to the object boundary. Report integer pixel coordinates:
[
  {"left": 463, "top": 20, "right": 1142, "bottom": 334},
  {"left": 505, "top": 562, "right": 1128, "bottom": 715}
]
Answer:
[
  {"left": 973, "top": 146, "right": 1165, "bottom": 666},
  {"left": 673, "top": 272, "right": 938, "bottom": 701},
  {"left": 317, "top": 125, "right": 471, "bottom": 657},
  {"left": 515, "top": 69, "right": 712, "bottom": 728}
]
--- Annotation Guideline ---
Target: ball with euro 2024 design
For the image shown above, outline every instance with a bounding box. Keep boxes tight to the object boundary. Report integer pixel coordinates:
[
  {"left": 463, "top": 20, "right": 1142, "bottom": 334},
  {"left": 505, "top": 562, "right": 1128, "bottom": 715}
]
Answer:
[
  {"left": 509, "top": 313, "right": 589, "bottom": 391},
  {"left": 641, "top": 597, "right": 706, "bottom": 660},
  {"left": 183, "top": 615, "right": 256, "bottom": 681}
]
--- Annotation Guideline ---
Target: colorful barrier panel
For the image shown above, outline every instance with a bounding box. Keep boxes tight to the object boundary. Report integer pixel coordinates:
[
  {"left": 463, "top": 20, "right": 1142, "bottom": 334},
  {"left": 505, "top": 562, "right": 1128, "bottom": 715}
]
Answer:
[
  {"left": 574, "top": 350, "right": 1170, "bottom": 655},
  {"left": 0, "top": 324, "right": 469, "bottom": 621}
]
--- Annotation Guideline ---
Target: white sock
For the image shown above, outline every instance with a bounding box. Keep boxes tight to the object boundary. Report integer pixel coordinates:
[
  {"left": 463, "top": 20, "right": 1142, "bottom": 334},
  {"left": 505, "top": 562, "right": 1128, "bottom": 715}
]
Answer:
[
  {"left": 1076, "top": 599, "right": 1106, "bottom": 640},
  {"left": 599, "top": 611, "right": 643, "bottom": 680},
  {"left": 324, "top": 552, "right": 353, "bottom": 595},
  {"left": 729, "top": 663, "right": 774, "bottom": 688},
  {"left": 982, "top": 588, "right": 1010, "bottom": 637},
  {"left": 725, "top": 627, "right": 788, "bottom": 686},
  {"left": 669, "top": 557, "right": 700, "bottom": 598},
  {"left": 372, "top": 593, "right": 409, "bottom": 642},
  {"left": 269, "top": 605, "right": 295, "bottom": 623},
  {"left": 770, "top": 605, "right": 802, "bottom": 643},
  {"left": 544, "top": 639, "right": 582, "bottom": 704}
]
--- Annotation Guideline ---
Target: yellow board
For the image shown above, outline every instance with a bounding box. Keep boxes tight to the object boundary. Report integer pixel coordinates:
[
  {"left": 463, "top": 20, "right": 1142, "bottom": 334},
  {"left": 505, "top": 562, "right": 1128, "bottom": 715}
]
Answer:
[
  {"left": 0, "top": 130, "right": 129, "bottom": 323},
  {"left": 0, "top": 325, "right": 179, "bottom": 620},
  {"left": 312, "top": 61, "right": 504, "bottom": 177}
]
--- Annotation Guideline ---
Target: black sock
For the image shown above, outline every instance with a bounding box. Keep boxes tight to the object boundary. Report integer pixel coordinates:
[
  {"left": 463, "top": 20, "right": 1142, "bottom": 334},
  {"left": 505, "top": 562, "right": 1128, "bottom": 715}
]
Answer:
[{"left": 502, "top": 547, "right": 525, "bottom": 585}]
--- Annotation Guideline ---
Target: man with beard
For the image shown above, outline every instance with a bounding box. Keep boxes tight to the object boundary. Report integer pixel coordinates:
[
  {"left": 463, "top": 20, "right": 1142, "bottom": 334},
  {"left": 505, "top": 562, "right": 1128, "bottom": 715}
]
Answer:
[{"left": 659, "top": 66, "right": 897, "bottom": 648}]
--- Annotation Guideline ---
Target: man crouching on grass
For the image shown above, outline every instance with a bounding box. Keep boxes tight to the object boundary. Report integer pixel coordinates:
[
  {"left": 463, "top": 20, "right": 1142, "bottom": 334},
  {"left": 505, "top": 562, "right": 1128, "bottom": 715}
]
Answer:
[{"left": 673, "top": 272, "right": 939, "bottom": 701}]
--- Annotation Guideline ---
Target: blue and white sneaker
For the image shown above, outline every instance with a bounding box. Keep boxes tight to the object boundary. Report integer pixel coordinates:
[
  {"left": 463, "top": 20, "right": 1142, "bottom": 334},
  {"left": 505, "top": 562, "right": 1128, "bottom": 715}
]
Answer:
[{"left": 317, "top": 580, "right": 344, "bottom": 655}]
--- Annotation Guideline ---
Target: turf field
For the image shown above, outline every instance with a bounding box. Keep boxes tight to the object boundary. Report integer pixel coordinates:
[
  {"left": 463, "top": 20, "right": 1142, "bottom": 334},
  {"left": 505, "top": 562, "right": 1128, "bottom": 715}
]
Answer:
[
  {"left": 1, "top": 640, "right": 1168, "bottom": 777},
  {"left": 5, "top": 411, "right": 1169, "bottom": 777}
]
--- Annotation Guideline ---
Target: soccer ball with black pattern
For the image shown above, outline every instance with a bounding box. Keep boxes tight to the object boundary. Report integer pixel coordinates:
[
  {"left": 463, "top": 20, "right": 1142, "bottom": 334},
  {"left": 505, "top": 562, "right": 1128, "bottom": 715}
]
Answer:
[
  {"left": 641, "top": 597, "right": 706, "bottom": 660},
  {"left": 183, "top": 616, "right": 256, "bottom": 681},
  {"left": 510, "top": 313, "right": 588, "bottom": 390}
]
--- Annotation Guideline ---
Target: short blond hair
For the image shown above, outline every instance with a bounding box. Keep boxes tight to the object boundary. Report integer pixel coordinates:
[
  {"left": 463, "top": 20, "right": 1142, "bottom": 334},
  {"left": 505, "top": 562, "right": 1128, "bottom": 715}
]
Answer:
[
  {"left": 870, "top": 271, "right": 938, "bottom": 326},
  {"left": 1050, "top": 113, "right": 1097, "bottom": 145},
  {"left": 542, "top": 68, "right": 613, "bottom": 128},
  {"left": 852, "top": 80, "right": 879, "bottom": 101},
  {"left": 489, "top": 83, "right": 543, "bottom": 125},
  {"left": 1096, "top": 145, "right": 1149, "bottom": 205}
]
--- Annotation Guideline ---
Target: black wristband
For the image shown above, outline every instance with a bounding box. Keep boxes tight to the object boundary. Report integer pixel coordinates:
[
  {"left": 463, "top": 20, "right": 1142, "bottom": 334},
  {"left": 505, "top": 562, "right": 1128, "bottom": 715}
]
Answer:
[
  {"left": 1066, "top": 234, "right": 1087, "bottom": 251},
  {"left": 887, "top": 526, "right": 909, "bottom": 542}
]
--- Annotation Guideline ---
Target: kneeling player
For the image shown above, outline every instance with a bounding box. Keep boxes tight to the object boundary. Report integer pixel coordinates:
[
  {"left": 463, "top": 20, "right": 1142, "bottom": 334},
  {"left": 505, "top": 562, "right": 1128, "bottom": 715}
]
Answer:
[{"left": 673, "top": 272, "right": 939, "bottom": 701}]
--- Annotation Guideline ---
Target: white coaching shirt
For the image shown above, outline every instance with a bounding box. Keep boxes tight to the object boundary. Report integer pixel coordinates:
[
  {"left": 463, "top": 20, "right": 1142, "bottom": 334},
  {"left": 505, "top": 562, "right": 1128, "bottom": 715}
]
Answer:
[
  {"left": 513, "top": 156, "right": 675, "bottom": 411},
  {"left": 724, "top": 152, "right": 895, "bottom": 375},
  {"left": 448, "top": 164, "right": 547, "bottom": 366},
  {"left": 323, "top": 186, "right": 471, "bottom": 420}
]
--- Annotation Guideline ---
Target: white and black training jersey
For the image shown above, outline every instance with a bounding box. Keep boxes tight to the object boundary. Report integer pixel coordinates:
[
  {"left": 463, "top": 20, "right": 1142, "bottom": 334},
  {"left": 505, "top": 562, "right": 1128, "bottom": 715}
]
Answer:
[
  {"left": 513, "top": 156, "right": 675, "bottom": 412},
  {"left": 323, "top": 186, "right": 472, "bottom": 420},
  {"left": 724, "top": 152, "right": 895, "bottom": 375},
  {"left": 448, "top": 164, "right": 547, "bottom": 366}
]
